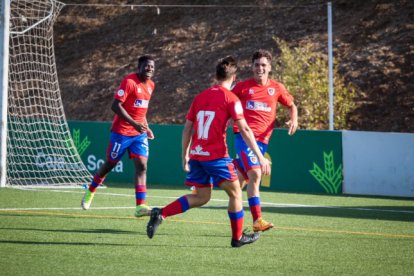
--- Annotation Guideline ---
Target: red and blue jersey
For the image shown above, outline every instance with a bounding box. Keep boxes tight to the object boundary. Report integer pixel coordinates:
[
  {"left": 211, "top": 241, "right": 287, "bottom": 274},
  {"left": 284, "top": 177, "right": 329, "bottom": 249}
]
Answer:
[
  {"left": 111, "top": 73, "right": 155, "bottom": 136},
  {"left": 232, "top": 78, "right": 294, "bottom": 144},
  {"left": 186, "top": 85, "right": 244, "bottom": 161}
]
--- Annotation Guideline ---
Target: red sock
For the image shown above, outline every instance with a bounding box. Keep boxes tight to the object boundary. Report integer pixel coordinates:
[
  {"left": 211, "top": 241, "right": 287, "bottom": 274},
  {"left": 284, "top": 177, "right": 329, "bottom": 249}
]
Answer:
[
  {"left": 228, "top": 209, "right": 244, "bottom": 240},
  {"left": 135, "top": 184, "right": 146, "bottom": 205},
  {"left": 89, "top": 175, "right": 104, "bottom": 193},
  {"left": 248, "top": 197, "right": 261, "bottom": 222},
  {"left": 161, "top": 196, "right": 189, "bottom": 218}
]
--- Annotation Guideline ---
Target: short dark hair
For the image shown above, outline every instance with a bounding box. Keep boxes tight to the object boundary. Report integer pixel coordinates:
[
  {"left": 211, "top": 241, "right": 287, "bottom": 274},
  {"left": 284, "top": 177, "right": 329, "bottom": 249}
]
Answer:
[
  {"left": 137, "top": 55, "right": 154, "bottom": 68},
  {"left": 216, "top": 56, "right": 238, "bottom": 81},
  {"left": 252, "top": 49, "right": 272, "bottom": 63}
]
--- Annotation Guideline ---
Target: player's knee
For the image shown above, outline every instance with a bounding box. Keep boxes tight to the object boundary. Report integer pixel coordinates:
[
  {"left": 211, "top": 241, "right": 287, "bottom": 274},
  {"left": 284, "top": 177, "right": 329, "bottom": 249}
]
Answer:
[
  {"left": 227, "top": 184, "right": 242, "bottom": 200},
  {"left": 247, "top": 169, "right": 261, "bottom": 184},
  {"left": 198, "top": 194, "right": 210, "bottom": 205},
  {"left": 191, "top": 192, "right": 210, "bottom": 207}
]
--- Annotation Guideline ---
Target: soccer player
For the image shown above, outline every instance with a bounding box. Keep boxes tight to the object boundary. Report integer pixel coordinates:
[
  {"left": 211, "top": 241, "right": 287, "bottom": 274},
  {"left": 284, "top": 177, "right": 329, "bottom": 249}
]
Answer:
[
  {"left": 146, "top": 56, "right": 271, "bottom": 248},
  {"left": 81, "top": 55, "right": 156, "bottom": 217},
  {"left": 232, "top": 49, "right": 298, "bottom": 232}
]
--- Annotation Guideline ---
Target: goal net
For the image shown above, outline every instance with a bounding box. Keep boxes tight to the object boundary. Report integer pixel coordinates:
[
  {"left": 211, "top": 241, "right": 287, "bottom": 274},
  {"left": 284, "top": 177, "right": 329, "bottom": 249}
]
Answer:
[{"left": 4, "top": 0, "right": 91, "bottom": 187}]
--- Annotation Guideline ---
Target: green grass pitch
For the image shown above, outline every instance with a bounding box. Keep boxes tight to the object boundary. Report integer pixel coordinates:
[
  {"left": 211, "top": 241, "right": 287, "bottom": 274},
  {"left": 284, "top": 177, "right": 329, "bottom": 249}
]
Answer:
[{"left": 0, "top": 184, "right": 413, "bottom": 275}]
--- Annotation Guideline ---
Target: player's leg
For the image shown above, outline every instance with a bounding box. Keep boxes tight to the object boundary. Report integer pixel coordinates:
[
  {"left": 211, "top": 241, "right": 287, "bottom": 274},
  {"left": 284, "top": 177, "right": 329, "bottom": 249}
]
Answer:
[
  {"left": 233, "top": 133, "right": 249, "bottom": 190},
  {"left": 246, "top": 168, "right": 273, "bottom": 232},
  {"left": 220, "top": 179, "right": 260, "bottom": 247},
  {"left": 246, "top": 167, "right": 262, "bottom": 220},
  {"left": 132, "top": 157, "right": 151, "bottom": 217},
  {"left": 82, "top": 132, "right": 126, "bottom": 210},
  {"left": 130, "top": 133, "right": 151, "bottom": 217},
  {"left": 236, "top": 135, "right": 273, "bottom": 232},
  {"left": 208, "top": 157, "right": 259, "bottom": 247},
  {"left": 220, "top": 179, "right": 244, "bottom": 239},
  {"left": 233, "top": 158, "right": 248, "bottom": 190},
  {"left": 147, "top": 160, "right": 212, "bottom": 239},
  {"left": 146, "top": 190, "right": 212, "bottom": 239},
  {"left": 160, "top": 186, "right": 212, "bottom": 219}
]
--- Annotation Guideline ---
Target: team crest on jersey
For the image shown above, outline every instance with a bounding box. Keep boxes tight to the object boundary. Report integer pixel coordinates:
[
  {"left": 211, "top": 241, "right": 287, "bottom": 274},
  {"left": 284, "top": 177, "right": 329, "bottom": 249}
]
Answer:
[
  {"left": 250, "top": 156, "right": 258, "bottom": 164},
  {"left": 134, "top": 99, "right": 149, "bottom": 108},
  {"left": 148, "top": 86, "right": 153, "bottom": 94},
  {"left": 248, "top": 88, "right": 255, "bottom": 94},
  {"left": 111, "top": 151, "right": 118, "bottom": 159},
  {"left": 268, "top": 88, "right": 275, "bottom": 96},
  {"left": 137, "top": 87, "right": 142, "bottom": 93},
  {"left": 117, "top": 89, "right": 125, "bottom": 97}
]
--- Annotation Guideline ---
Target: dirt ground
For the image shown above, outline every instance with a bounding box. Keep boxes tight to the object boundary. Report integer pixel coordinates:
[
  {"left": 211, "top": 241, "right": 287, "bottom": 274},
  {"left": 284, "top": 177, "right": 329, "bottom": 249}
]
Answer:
[{"left": 54, "top": 0, "right": 414, "bottom": 132}]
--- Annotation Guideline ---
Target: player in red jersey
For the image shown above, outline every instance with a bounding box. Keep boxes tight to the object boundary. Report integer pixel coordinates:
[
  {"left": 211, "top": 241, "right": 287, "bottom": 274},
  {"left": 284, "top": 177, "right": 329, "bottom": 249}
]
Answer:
[
  {"left": 81, "top": 55, "right": 156, "bottom": 217},
  {"left": 146, "top": 56, "right": 271, "bottom": 247},
  {"left": 232, "top": 49, "right": 298, "bottom": 232}
]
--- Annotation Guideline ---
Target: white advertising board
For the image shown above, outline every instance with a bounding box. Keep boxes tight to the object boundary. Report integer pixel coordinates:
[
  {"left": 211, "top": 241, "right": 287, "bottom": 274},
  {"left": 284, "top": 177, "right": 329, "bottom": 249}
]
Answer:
[{"left": 342, "top": 131, "right": 414, "bottom": 197}]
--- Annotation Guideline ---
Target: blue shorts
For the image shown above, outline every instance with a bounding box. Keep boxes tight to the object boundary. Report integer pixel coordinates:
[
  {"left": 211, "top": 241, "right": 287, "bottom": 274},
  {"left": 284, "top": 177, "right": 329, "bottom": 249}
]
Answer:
[
  {"left": 233, "top": 133, "right": 267, "bottom": 179},
  {"left": 106, "top": 131, "right": 149, "bottom": 162},
  {"left": 185, "top": 157, "right": 238, "bottom": 188}
]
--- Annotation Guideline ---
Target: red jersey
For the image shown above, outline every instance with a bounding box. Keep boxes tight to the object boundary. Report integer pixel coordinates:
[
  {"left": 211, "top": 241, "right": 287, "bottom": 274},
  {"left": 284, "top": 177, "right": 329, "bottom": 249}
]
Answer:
[
  {"left": 186, "top": 85, "right": 244, "bottom": 161},
  {"left": 111, "top": 73, "right": 155, "bottom": 136},
  {"left": 232, "top": 78, "right": 294, "bottom": 144}
]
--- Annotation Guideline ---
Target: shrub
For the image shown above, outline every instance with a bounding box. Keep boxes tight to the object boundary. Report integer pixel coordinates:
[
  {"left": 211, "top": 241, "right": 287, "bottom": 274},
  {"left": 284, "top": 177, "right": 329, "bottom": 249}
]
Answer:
[{"left": 272, "top": 37, "right": 356, "bottom": 130}]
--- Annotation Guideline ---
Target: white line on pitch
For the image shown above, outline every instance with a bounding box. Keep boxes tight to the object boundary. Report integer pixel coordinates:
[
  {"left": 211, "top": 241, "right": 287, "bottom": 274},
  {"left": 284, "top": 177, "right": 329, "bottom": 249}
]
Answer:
[{"left": 7, "top": 188, "right": 414, "bottom": 214}]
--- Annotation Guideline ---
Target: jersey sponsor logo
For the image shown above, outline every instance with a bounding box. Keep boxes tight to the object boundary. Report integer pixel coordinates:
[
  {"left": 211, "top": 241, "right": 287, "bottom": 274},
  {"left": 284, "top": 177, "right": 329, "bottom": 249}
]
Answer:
[
  {"left": 134, "top": 99, "right": 149, "bottom": 108},
  {"left": 246, "top": 100, "right": 271, "bottom": 112},
  {"left": 268, "top": 88, "right": 275, "bottom": 96},
  {"left": 117, "top": 89, "right": 125, "bottom": 97},
  {"left": 248, "top": 88, "right": 255, "bottom": 94},
  {"left": 190, "top": 145, "right": 210, "bottom": 156}
]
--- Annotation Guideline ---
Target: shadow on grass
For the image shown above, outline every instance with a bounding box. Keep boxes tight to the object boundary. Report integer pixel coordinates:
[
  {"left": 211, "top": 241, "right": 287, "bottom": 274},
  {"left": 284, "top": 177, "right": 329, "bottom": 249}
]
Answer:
[
  {"left": 202, "top": 205, "right": 414, "bottom": 222},
  {"left": 0, "top": 227, "right": 137, "bottom": 235},
  {"left": 0, "top": 239, "right": 137, "bottom": 246},
  {"left": 0, "top": 239, "right": 230, "bottom": 248}
]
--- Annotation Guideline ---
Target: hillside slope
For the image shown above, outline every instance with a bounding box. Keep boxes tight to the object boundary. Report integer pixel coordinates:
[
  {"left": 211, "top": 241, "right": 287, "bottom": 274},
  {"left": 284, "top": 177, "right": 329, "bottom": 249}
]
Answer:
[{"left": 54, "top": 0, "right": 414, "bottom": 132}]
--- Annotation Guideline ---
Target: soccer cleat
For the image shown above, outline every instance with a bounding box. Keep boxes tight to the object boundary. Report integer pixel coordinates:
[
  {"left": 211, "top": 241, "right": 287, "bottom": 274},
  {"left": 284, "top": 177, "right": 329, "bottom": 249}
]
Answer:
[
  {"left": 81, "top": 189, "right": 95, "bottom": 210},
  {"left": 253, "top": 217, "right": 274, "bottom": 232},
  {"left": 231, "top": 232, "right": 260, "bottom": 248},
  {"left": 134, "top": 204, "right": 152, "bottom": 217},
  {"left": 147, "top": 208, "right": 163, "bottom": 239}
]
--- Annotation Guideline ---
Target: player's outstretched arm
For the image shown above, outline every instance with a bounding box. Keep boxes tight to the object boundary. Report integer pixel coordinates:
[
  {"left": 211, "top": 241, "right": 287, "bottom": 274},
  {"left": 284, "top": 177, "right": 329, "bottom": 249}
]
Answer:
[
  {"left": 286, "top": 103, "right": 298, "bottom": 136},
  {"left": 181, "top": 120, "right": 193, "bottom": 172}
]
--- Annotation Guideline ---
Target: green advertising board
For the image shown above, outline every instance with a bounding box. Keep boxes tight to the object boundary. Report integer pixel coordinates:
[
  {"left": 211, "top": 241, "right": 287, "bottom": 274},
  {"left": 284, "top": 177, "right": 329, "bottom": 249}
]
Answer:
[
  {"left": 262, "top": 129, "right": 342, "bottom": 194},
  {"left": 68, "top": 121, "right": 343, "bottom": 195},
  {"left": 67, "top": 121, "right": 186, "bottom": 185}
]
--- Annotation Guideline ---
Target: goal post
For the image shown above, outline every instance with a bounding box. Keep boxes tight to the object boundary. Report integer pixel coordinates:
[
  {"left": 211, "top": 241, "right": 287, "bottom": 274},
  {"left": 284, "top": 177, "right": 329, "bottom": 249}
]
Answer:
[
  {"left": 1, "top": 0, "right": 92, "bottom": 187},
  {"left": 0, "top": 0, "right": 11, "bottom": 187}
]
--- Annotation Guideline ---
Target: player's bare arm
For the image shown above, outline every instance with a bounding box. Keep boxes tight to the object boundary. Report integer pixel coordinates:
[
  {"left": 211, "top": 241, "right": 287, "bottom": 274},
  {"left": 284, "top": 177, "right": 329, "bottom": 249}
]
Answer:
[
  {"left": 286, "top": 103, "right": 298, "bottom": 136},
  {"left": 181, "top": 120, "right": 193, "bottom": 172},
  {"left": 235, "top": 118, "right": 271, "bottom": 175},
  {"left": 111, "top": 99, "right": 148, "bottom": 133}
]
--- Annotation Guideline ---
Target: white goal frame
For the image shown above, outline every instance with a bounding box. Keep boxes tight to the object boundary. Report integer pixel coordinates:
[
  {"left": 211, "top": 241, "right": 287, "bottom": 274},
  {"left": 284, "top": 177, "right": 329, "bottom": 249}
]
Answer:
[{"left": 0, "top": 0, "right": 91, "bottom": 188}]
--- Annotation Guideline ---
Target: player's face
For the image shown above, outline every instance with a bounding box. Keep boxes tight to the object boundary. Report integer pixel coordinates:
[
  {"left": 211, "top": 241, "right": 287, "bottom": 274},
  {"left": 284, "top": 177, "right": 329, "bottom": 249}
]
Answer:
[
  {"left": 138, "top": 59, "right": 155, "bottom": 81},
  {"left": 252, "top": 57, "right": 271, "bottom": 84}
]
